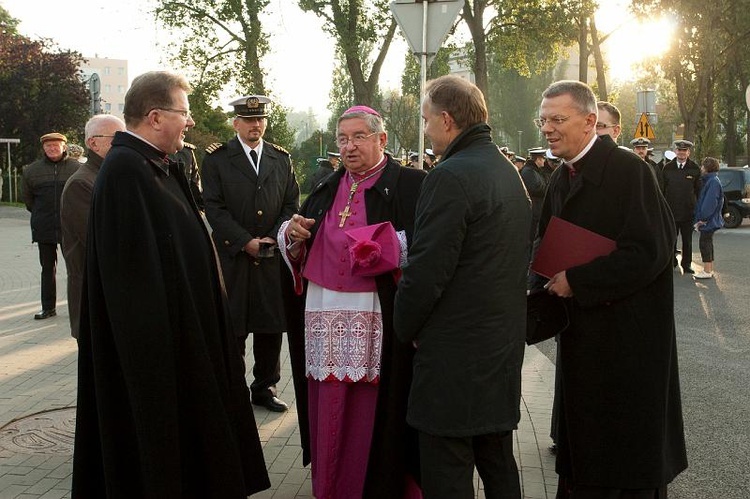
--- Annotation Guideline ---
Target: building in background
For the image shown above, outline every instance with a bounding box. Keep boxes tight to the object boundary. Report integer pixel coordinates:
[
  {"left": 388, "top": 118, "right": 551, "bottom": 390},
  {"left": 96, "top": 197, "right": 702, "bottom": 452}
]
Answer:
[{"left": 80, "top": 57, "right": 128, "bottom": 120}]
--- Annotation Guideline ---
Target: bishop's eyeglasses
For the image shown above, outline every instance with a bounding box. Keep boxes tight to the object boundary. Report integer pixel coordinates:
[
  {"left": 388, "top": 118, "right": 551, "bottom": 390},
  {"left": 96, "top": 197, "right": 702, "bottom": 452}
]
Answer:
[{"left": 336, "top": 132, "right": 378, "bottom": 148}]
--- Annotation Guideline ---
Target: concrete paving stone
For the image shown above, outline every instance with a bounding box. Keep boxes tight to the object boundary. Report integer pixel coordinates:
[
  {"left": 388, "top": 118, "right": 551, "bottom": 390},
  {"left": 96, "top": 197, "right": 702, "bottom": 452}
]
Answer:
[
  {"left": 3, "top": 467, "right": 50, "bottom": 486},
  {"left": 37, "top": 488, "right": 69, "bottom": 499},
  {"left": 520, "top": 467, "right": 546, "bottom": 484},
  {"left": 0, "top": 452, "right": 35, "bottom": 466},
  {"left": 32, "top": 457, "right": 68, "bottom": 471},
  {"left": 52, "top": 475, "right": 71, "bottom": 490},
  {"left": 3, "top": 466, "right": 35, "bottom": 476},
  {"left": 0, "top": 484, "right": 30, "bottom": 498},
  {"left": 43, "top": 464, "right": 71, "bottom": 481},
  {"left": 272, "top": 482, "right": 305, "bottom": 498},
  {"left": 280, "top": 467, "right": 309, "bottom": 486},
  {"left": 268, "top": 458, "right": 296, "bottom": 475},
  {"left": 20, "top": 476, "right": 58, "bottom": 495}
]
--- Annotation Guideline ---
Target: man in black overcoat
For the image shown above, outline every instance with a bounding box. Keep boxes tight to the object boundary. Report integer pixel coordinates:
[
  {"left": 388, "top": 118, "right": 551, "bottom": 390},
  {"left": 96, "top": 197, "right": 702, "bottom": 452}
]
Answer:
[
  {"left": 202, "top": 95, "right": 300, "bottom": 412},
  {"left": 662, "top": 139, "right": 702, "bottom": 274},
  {"left": 72, "top": 71, "right": 270, "bottom": 498},
  {"left": 395, "top": 75, "right": 531, "bottom": 499},
  {"left": 531, "top": 80, "right": 687, "bottom": 498}
]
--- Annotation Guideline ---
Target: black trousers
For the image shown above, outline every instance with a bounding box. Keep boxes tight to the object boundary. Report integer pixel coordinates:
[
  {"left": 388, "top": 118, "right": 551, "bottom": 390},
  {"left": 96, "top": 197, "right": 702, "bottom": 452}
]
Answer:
[
  {"left": 556, "top": 476, "right": 668, "bottom": 499},
  {"left": 673, "top": 220, "right": 694, "bottom": 269},
  {"left": 419, "top": 430, "right": 520, "bottom": 499},
  {"left": 38, "top": 242, "right": 59, "bottom": 310},
  {"left": 698, "top": 230, "right": 715, "bottom": 262},
  {"left": 237, "top": 332, "right": 282, "bottom": 401}
]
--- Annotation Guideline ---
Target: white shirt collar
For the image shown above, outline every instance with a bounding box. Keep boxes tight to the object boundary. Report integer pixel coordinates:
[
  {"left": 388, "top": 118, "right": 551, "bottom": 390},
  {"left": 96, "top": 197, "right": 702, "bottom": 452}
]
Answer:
[
  {"left": 237, "top": 135, "right": 264, "bottom": 161},
  {"left": 566, "top": 133, "right": 598, "bottom": 166},
  {"left": 126, "top": 130, "right": 163, "bottom": 154}
]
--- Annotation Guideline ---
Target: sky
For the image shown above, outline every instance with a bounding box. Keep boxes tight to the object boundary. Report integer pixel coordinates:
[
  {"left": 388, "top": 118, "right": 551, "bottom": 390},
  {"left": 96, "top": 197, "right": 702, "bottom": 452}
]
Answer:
[{"left": 2, "top": 0, "right": 672, "bottom": 123}]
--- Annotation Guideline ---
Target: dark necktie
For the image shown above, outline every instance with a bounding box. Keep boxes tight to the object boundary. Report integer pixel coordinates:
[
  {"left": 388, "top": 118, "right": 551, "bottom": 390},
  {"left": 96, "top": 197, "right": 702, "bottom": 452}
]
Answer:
[
  {"left": 678, "top": 163, "right": 683, "bottom": 169},
  {"left": 250, "top": 149, "right": 259, "bottom": 173}
]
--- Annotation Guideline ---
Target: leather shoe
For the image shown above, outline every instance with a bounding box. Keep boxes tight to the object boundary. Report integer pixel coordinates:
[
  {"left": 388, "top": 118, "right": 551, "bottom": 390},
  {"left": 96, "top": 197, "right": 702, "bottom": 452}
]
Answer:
[
  {"left": 682, "top": 267, "right": 695, "bottom": 275},
  {"left": 34, "top": 309, "right": 56, "bottom": 320},
  {"left": 252, "top": 396, "right": 288, "bottom": 412}
]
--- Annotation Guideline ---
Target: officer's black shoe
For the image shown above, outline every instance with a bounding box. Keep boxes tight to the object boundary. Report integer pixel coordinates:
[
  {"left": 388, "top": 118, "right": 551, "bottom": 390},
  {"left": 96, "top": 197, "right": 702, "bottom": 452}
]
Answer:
[
  {"left": 252, "top": 396, "right": 289, "bottom": 412},
  {"left": 34, "top": 309, "right": 56, "bottom": 320},
  {"left": 682, "top": 267, "right": 695, "bottom": 275}
]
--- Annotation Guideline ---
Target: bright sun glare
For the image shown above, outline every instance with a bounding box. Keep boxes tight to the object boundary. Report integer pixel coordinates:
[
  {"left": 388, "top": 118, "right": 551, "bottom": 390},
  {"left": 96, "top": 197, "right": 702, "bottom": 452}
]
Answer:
[{"left": 595, "top": 4, "right": 676, "bottom": 83}]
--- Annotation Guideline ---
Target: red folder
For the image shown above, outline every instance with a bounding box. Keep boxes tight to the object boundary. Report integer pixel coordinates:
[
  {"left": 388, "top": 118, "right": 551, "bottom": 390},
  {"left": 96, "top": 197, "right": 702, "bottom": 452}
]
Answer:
[{"left": 531, "top": 216, "right": 616, "bottom": 279}]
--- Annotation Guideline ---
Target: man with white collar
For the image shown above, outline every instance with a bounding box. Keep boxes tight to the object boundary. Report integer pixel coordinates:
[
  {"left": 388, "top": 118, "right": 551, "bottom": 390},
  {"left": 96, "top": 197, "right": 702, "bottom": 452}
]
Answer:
[
  {"left": 202, "top": 95, "right": 300, "bottom": 412},
  {"left": 73, "top": 71, "right": 270, "bottom": 497},
  {"left": 530, "top": 80, "right": 687, "bottom": 498}
]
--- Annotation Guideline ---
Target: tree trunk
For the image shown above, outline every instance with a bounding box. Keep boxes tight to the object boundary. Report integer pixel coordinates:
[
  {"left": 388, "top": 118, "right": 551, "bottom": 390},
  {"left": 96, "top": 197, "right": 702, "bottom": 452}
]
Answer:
[
  {"left": 464, "top": 0, "right": 489, "bottom": 106},
  {"left": 578, "top": 16, "right": 588, "bottom": 83},
  {"left": 589, "top": 16, "right": 608, "bottom": 99},
  {"left": 726, "top": 106, "right": 736, "bottom": 166}
]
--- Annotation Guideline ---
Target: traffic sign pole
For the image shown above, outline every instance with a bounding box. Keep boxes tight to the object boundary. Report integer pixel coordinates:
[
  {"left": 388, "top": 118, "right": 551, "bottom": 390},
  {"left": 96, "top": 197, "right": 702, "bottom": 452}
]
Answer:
[{"left": 390, "top": 0, "right": 463, "bottom": 166}]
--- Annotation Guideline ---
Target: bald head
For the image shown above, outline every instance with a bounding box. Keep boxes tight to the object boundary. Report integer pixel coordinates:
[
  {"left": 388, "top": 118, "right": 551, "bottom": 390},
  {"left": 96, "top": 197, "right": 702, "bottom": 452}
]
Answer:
[{"left": 85, "top": 115, "right": 126, "bottom": 159}]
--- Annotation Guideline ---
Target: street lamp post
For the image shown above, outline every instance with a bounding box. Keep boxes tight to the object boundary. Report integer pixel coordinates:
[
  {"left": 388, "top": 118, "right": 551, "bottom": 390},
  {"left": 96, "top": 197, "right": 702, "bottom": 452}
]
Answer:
[{"left": 517, "top": 131, "right": 523, "bottom": 155}]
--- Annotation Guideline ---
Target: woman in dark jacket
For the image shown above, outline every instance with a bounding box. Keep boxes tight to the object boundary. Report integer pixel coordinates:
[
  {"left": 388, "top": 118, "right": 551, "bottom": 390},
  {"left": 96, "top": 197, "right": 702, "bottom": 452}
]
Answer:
[{"left": 693, "top": 157, "right": 724, "bottom": 279}]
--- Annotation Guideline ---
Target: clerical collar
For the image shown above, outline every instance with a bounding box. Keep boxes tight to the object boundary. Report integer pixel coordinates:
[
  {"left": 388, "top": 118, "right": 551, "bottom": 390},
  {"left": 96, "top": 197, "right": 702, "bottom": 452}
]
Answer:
[
  {"left": 349, "top": 155, "right": 386, "bottom": 180},
  {"left": 126, "top": 130, "right": 163, "bottom": 155},
  {"left": 125, "top": 130, "right": 172, "bottom": 174},
  {"left": 563, "top": 133, "right": 598, "bottom": 168}
]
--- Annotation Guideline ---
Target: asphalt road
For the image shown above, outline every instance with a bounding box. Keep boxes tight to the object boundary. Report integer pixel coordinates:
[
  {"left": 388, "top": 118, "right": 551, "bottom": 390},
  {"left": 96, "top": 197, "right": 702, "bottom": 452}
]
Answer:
[{"left": 534, "top": 219, "right": 750, "bottom": 498}]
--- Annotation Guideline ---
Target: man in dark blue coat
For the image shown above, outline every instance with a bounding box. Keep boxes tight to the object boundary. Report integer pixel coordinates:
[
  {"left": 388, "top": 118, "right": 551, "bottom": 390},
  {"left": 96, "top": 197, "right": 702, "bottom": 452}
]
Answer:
[
  {"left": 202, "top": 95, "right": 300, "bottom": 412},
  {"left": 395, "top": 75, "right": 531, "bottom": 499},
  {"left": 532, "top": 80, "right": 687, "bottom": 498}
]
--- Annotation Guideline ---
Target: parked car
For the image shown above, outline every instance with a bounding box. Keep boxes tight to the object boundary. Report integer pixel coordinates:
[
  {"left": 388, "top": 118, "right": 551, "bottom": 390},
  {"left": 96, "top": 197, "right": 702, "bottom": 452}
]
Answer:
[{"left": 716, "top": 167, "right": 750, "bottom": 228}]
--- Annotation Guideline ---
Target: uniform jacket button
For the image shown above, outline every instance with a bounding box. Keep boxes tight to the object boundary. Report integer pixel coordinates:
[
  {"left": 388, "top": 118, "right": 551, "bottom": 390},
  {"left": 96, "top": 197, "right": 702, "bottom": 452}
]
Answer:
[
  {"left": 224, "top": 240, "right": 230, "bottom": 246},
  {"left": 257, "top": 210, "right": 263, "bottom": 216}
]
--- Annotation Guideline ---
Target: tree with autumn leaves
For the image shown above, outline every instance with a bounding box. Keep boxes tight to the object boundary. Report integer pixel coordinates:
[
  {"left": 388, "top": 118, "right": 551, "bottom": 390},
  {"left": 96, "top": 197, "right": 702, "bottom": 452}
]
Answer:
[{"left": 0, "top": 6, "right": 89, "bottom": 167}]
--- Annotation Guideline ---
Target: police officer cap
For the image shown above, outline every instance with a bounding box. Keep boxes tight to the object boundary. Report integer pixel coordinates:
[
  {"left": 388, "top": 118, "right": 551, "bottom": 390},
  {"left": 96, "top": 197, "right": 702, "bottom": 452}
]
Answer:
[
  {"left": 327, "top": 151, "right": 341, "bottom": 158},
  {"left": 425, "top": 148, "right": 436, "bottom": 158},
  {"left": 40, "top": 132, "right": 67, "bottom": 144},
  {"left": 545, "top": 149, "right": 558, "bottom": 160},
  {"left": 409, "top": 151, "right": 419, "bottom": 160},
  {"left": 513, "top": 156, "right": 526, "bottom": 163},
  {"left": 528, "top": 147, "right": 546, "bottom": 156},
  {"left": 229, "top": 95, "right": 271, "bottom": 118},
  {"left": 673, "top": 140, "right": 693, "bottom": 150},
  {"left": 630, "top": 137, "right": 651, "bottom": 147}
]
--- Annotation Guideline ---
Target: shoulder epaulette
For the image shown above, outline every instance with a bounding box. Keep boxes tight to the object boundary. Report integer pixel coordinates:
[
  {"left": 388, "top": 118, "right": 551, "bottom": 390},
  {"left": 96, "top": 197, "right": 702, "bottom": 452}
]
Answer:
[
  {"left": 267, "top": 142, "right": 290, "bottom": 156},
  {"left": 183, "top": 142, "right": 196, "bottom": 150},
  {"left": 205, "top": 142, "right": 225, "bottom": 154}
]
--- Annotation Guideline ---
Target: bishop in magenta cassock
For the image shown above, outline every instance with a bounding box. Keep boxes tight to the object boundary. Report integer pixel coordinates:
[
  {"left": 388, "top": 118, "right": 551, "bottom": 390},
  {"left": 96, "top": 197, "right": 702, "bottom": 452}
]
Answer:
[{"left": 280, "top": 106, "right": 426, "bottom": 498}]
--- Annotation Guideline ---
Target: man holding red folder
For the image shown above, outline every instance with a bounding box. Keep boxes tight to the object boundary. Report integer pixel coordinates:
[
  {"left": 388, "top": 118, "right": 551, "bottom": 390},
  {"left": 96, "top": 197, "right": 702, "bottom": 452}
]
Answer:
[{"left": 530, "top": 80, "right": 687, "bottom": 498}]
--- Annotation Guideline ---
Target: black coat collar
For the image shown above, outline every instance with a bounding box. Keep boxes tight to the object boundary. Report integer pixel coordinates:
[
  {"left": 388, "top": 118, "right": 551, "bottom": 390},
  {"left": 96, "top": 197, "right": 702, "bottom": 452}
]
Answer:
[{"left": 111, "top": 131, "right": 174, "bottom": 175}]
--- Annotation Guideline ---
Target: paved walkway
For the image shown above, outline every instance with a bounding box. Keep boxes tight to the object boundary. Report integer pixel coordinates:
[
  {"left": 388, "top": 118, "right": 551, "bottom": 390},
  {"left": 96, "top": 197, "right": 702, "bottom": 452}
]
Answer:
[{"left": 0, "top": 206, "right": 558, "bottom": 498}]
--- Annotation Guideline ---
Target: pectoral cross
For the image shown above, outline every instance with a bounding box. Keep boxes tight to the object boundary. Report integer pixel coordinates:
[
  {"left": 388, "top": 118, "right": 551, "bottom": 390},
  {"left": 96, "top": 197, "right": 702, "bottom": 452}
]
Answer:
[
  {"left": 338, "top": 205, "right": 353, "bottom": 227},
  {"left": 338, "top": 181, "right": 359, "bottom": 227}
]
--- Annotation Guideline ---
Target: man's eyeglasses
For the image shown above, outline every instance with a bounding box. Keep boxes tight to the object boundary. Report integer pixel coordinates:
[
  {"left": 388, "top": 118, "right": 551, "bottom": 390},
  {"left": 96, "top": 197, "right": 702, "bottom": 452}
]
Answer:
[
  {"left": 596, "top": 122, "right": 619, "bottom": 129},
  {"left": 147, "top": 108, "right": 192, "bottom": 120},
  {"left": 533, "top": 116, "right": 571, "bottom": 128},
  {"left": 91, "top": 134, "right": 115, "bottom": 138},
  {"left": 336, "top": 132, "right": 378, "bottom": 148}
]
